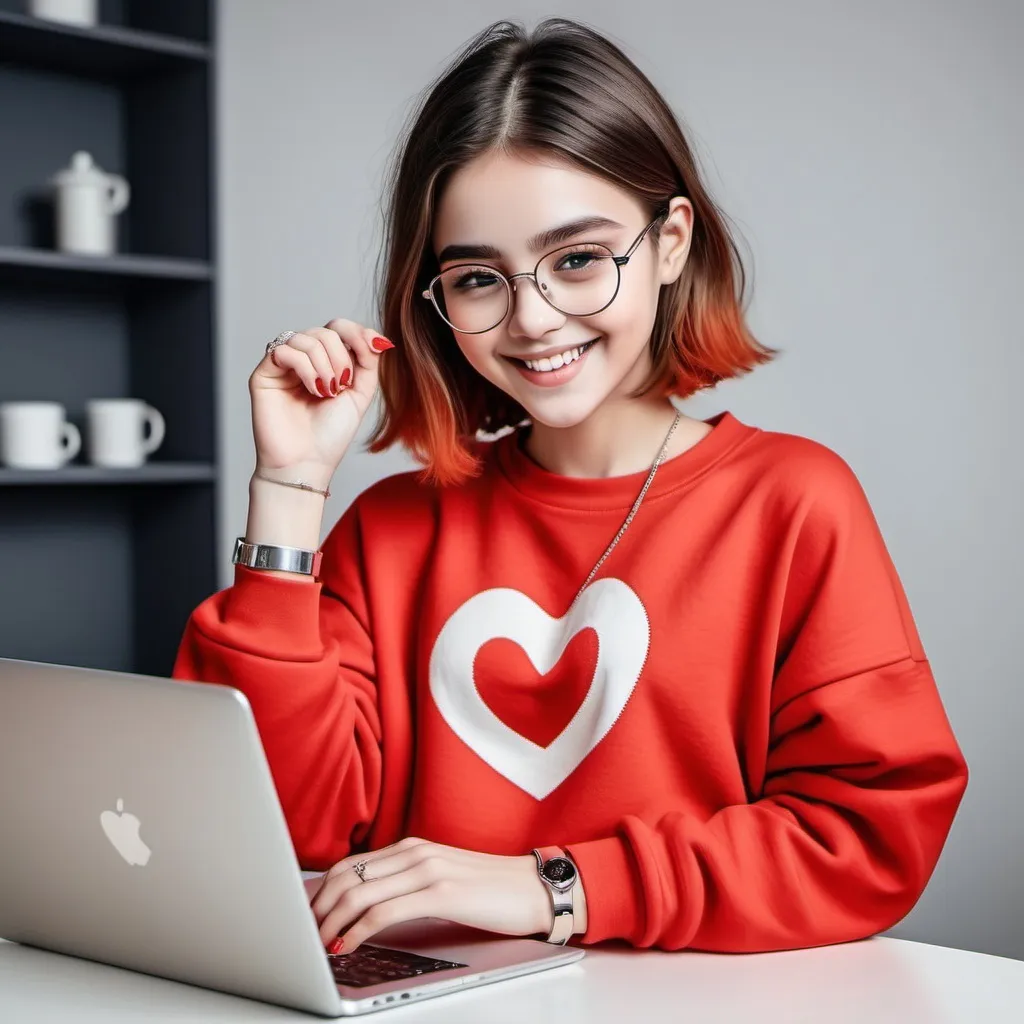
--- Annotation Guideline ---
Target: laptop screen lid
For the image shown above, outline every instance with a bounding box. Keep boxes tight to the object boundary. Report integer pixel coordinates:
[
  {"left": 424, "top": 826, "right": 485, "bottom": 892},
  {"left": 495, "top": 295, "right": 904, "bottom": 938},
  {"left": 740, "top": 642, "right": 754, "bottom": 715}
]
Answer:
[{"left": 0, "top": 656, "right": 350, "bottom": 1016}]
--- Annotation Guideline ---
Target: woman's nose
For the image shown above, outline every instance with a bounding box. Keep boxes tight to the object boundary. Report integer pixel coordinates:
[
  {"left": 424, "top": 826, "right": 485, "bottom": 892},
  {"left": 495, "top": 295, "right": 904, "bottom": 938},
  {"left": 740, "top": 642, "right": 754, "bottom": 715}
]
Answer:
[{"left": 507, "top": 275, "right": 564, "bottom": 335}]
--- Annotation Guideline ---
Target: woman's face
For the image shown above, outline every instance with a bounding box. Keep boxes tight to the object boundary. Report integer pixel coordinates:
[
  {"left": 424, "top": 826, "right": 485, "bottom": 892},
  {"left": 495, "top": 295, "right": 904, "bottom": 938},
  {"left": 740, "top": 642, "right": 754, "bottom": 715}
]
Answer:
[{"left": 430, "top": 151, "right": 693, "bottom": 430}]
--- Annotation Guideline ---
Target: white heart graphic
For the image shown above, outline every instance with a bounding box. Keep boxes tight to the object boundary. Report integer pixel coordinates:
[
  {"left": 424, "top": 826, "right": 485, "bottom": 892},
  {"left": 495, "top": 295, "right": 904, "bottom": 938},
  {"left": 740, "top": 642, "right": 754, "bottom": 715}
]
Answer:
[{"left": 428, "top": 578, "right": 650, "bottom": 799}]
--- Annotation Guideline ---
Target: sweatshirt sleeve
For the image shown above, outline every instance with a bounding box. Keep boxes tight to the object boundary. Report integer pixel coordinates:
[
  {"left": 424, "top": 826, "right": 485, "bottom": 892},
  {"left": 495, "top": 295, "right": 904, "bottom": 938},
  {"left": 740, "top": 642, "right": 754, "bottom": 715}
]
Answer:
[
  {"left": 564, "top": 450, "right": 969, "bottom": 952},
  {"left": 171, "top": 499, "right": 383, "bottom": 869}
]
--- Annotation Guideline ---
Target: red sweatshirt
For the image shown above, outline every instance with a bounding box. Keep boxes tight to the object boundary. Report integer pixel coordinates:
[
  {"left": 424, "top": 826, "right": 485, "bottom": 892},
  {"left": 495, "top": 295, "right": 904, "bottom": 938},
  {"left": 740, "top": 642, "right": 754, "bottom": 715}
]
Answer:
[{"left": 173, "top": 409, "right": 968, "bottom": 952}]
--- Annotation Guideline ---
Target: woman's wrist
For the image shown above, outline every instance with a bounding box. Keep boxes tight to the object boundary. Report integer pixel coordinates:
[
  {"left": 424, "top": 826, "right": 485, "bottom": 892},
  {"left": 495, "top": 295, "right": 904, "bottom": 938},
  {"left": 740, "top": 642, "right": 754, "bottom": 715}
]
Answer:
[
  {"left": 246, "top": 472, "right": 326, "bottom": 554},
  {"left": 252, "top": 458, "right": 335, "bottom": 494},
  {"left": 523, "top": 855, "right": 555, "bottom": 937},
  {"left": 252, "top": 467, "right": 330, "bottom": 498}
]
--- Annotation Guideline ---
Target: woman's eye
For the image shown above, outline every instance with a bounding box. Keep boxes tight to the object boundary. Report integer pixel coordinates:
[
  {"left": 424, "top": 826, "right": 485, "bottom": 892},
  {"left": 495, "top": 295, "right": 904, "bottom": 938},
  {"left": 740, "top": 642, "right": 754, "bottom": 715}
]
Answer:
[
  {"left": 454, "top": 270, "right": 500, "bottom": 289},
  {"left": 558, "top": 254, "right": 596, "bottom": 271},
  {"left": 554, "top": 247, "right": 604, "bottom": 272}
]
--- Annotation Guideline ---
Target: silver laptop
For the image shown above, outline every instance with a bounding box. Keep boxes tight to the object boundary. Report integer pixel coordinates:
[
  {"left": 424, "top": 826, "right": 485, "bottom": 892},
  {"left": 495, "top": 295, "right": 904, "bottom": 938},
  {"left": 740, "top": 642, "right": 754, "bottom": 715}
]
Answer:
[{"left": 0, "top": 657, "right": 584, "bottom": 1016}]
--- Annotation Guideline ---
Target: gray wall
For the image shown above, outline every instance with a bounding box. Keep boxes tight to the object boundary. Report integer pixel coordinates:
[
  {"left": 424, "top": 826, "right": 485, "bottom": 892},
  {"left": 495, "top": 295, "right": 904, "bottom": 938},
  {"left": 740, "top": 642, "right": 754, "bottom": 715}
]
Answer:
[{"left": 216, "top": 0, "right": 1023, "bottom": 960}]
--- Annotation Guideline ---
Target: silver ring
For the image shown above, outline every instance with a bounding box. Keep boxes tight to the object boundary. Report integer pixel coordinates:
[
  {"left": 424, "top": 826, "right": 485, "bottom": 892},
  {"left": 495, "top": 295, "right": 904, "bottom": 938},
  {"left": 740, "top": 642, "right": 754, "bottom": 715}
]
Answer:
[
  {"left": 353, "top": 860, "right": 370, "bottom": 883},
  {"left": 266, "top": 330, "right": 297, "bottom": 356}
]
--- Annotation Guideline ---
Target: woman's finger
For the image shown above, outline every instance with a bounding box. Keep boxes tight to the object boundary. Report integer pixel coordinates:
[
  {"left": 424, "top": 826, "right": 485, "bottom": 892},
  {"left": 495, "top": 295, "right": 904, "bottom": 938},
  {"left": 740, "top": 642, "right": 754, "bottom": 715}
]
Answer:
[
  {"left": 333, "top": 888, "right": 441, "bottom": 953},
  {"left": 266, "top": 343, "right": 329, "bottom": 399},
  {"left": 318, "top": 858, "right": 438, "bottom": 945},
  {"left": 323, "top": 318, "right": 378, "bottom": 373},
  {"left": 323, "top": 317, "right": 394, "bottom": 399},
  {"left": 311, "top": 848, "right": 427, "bottom": 924},
  {"left": 311, "top": 837, "right": 429, "bottom": 910},
  {"left": 304, "top": 327, "right": 354, "bottom": 391},
  {"left": 285, "top": 332, "right": 339, "bottom": 396}
]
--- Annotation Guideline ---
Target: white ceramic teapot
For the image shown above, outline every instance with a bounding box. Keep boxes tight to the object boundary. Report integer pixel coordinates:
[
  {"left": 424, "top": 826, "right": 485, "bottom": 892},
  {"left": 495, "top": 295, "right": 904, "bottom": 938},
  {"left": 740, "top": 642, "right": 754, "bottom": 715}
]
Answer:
[{"left": 50, "top": 151, "right": 130, "bottom": 256}]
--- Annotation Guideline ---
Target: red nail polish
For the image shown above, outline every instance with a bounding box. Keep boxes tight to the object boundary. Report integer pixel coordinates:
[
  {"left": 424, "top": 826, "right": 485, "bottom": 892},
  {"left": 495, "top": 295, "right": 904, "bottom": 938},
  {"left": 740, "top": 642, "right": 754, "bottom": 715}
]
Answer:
[
  {"left": 315, "top": 378, "right": 328, "bottom": 397},
  {"left": 329, "top": 377, "right": 338, "bottom": 395},
  {"left": 340, "top": 367, "right": 352, "bottom": 386},
  {"left": 370, "top": 336, "right": 394, "bottom": 352},
  {"left": 328, "top": 937, "right": 344, "bottom": 954}
]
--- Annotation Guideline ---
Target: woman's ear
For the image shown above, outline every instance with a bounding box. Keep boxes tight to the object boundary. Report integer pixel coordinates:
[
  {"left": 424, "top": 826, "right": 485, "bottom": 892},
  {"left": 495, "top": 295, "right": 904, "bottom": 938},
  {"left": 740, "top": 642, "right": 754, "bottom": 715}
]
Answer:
[{"left": 657, "top": 197, "right": 694, "bottom": 285}]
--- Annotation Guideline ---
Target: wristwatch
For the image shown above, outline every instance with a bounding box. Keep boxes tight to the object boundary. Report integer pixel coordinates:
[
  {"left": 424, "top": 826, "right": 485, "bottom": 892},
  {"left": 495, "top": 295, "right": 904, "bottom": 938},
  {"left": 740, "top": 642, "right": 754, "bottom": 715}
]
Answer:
[
  {"left": 232, "top": 537, "right": 323, "bottom": 577},
  {"left": 532, "top": 846, "right": 577, "bottom": 945}
]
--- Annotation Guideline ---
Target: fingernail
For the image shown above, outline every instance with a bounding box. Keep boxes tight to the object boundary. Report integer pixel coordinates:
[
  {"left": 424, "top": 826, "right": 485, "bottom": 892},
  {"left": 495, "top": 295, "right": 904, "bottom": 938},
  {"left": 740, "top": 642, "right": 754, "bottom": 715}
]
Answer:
[
  {"left": 328, "top": 937, "right": 345, "bottom": 954},
  {"left": 340, "top": 367, "right": 352, "bottom": 386},
  {"left": 329, "top": 377, "right": 338, "bottom": 395},
  {"left": 370, "top": 336, "right": 394, "bottom": 352},
  {"left": 315, "top": 378, "right": 328, "bottom": 397}
]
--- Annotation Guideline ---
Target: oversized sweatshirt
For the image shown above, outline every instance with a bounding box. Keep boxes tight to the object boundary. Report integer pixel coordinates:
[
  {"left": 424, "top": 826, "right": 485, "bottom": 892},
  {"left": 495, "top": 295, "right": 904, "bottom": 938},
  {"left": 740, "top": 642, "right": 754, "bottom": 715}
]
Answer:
[{"left": 173, "top": 409, "right": 968, "bottom": 953}]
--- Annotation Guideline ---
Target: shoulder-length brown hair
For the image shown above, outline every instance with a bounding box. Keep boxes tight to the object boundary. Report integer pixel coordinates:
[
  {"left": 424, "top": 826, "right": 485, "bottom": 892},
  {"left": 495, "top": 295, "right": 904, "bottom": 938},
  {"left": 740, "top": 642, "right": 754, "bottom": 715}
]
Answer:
[{"left": 365, "top": 17, "right": 779, "bottom": 487}]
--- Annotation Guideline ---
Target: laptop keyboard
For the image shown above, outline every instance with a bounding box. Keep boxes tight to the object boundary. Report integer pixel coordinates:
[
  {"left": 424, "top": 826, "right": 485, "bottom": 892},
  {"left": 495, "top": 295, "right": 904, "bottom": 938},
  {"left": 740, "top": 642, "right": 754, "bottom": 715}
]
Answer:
[{"left": 327, "top": 944, "right": 468, "bottom": 989}]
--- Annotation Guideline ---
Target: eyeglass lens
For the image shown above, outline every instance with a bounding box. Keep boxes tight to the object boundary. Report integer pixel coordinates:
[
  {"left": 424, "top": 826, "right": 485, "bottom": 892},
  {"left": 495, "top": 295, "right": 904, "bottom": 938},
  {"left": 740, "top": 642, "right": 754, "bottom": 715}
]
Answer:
[{"left": 430, "top": 243, "right": 619, "bottom": 334}]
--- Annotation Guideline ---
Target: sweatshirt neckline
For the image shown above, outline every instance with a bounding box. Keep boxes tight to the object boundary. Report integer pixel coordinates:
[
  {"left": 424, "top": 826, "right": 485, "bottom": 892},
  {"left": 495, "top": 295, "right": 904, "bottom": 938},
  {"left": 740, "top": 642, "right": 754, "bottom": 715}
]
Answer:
[{"left": 492, "top": 409, "right": 752, "bottom": 511}]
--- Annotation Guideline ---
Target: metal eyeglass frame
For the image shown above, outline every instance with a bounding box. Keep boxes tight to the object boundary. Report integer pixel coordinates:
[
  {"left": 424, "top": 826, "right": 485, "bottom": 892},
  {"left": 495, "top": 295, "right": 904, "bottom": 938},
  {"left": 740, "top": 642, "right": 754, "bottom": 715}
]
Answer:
[{"left": 421, "top": 206, "right": 670, "bottom": 335}]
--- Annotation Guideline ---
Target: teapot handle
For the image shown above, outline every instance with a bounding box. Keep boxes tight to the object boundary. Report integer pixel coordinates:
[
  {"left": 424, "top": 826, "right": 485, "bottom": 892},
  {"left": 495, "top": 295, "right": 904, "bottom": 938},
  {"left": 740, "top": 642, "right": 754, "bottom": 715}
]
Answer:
[{"left": 105, "top": 174, "right": 130, "bottom": 215}]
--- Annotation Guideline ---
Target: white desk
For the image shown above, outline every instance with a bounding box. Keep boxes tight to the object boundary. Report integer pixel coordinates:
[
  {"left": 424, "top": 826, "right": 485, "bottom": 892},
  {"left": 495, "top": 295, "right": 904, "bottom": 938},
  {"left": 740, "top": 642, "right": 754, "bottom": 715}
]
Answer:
[{"left": 1, "top": 931, "right": 1022, "bottom": 1022}]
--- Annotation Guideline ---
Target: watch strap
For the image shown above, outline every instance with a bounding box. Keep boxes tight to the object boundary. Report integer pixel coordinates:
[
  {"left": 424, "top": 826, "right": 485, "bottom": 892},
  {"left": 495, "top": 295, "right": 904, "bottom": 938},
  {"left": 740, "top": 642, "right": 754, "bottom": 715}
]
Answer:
[{"left": 232, "top": 536, "right": 323, "bottom": 577}]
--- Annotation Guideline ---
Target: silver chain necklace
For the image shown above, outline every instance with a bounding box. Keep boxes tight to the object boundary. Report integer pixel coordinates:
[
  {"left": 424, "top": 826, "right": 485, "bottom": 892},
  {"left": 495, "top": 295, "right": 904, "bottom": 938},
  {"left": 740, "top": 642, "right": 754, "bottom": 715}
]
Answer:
[{"left": 550, "top": 408, "right": 683, "bottom": 613}]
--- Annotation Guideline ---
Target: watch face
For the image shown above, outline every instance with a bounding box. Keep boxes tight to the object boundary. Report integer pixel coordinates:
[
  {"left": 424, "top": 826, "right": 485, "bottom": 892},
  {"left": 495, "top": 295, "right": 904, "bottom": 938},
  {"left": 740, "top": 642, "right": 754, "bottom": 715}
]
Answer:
[{"left": 542, "top": 857, "right": 577, "bottom": 886}]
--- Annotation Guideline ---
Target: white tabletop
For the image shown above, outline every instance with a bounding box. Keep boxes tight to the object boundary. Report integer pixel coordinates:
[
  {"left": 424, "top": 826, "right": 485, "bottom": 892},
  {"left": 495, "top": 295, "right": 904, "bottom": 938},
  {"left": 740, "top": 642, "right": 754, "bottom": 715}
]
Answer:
[{"left": 1, "top": 931, "right": 1022, "bottom": 1022}]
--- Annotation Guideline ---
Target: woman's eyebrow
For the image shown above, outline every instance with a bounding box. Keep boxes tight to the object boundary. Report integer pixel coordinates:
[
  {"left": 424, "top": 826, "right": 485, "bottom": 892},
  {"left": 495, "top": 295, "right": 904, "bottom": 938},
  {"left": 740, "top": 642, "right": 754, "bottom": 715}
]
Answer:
[{"left": 436, "top": 215, "right": 625, "bottom": 265}]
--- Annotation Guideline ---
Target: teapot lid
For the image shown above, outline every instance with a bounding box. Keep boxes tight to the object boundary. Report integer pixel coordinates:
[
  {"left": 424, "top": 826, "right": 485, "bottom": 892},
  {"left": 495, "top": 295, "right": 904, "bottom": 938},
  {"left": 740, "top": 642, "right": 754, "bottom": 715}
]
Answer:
[{"left": 51, "top": 151, "right": 111, "bottom": 187}]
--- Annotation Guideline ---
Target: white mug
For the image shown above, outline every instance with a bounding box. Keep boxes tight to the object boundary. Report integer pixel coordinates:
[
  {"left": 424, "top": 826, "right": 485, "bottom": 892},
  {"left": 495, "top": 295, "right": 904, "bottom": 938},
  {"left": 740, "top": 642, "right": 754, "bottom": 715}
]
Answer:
[
  {"left": 0, "top": 401, "right": 82, "bottom": 469},
  {"left": 28, "top": 0, "right": 98, "bottom": 28},
  {"left": 85, "top": 399, "right": 166, "bottom": 468}
]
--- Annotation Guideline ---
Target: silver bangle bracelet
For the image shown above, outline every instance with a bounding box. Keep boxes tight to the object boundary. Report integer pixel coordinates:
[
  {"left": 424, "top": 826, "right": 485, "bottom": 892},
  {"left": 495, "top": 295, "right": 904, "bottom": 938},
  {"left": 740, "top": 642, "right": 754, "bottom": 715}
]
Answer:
[{"left": 232, "top": 537, "right": 323, "bottom": 577}]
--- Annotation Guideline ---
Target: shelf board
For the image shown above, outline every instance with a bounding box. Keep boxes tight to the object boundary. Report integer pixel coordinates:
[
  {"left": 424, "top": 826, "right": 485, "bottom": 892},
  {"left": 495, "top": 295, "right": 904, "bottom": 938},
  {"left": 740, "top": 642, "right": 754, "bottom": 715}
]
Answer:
[
  {"left": 0, "top": 10, "right": 211, "bottom": 78},
  {"left": 0, "top": 246, "right": 213, "bottom": 289},
  {"left": 0, "top": 463, "right": 216, "bottom": 486}
]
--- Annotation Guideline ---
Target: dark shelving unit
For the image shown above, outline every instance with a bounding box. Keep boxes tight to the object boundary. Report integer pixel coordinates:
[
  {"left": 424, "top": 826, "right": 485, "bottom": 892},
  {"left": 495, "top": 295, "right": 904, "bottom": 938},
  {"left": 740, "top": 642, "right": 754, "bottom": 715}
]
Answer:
[
  {"left": 0, "top": 9, "right": 211, "bottom": 76},
  {"left": 0, "top": 0, "right": 218, "bottom": 677},
  {"left": 0, "top": 463, "right": 215, "bottom": 485},
  {"left": 0, "top": 246, "right": 214, "bottom": 294}
]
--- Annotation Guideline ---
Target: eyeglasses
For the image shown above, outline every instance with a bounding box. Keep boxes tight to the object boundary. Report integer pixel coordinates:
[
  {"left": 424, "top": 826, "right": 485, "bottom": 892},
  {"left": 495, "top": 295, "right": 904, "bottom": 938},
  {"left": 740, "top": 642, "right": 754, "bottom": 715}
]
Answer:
[{"left": 421, "top": 208, "right": 668, "bottom": 335}]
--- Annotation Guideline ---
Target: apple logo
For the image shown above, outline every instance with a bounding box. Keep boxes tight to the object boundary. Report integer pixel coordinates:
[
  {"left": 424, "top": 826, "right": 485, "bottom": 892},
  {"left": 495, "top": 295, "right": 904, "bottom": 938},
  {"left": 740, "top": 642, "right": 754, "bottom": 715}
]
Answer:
[{"left": 100, "top": 798, "right": 151, "bottom": 866}]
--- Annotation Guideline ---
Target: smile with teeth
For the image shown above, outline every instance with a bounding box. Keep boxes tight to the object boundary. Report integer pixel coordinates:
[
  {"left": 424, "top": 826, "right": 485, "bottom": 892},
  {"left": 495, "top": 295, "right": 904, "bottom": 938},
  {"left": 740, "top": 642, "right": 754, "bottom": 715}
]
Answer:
[{"left": 516, "top": 339, "right": 598, "bottom": 372}]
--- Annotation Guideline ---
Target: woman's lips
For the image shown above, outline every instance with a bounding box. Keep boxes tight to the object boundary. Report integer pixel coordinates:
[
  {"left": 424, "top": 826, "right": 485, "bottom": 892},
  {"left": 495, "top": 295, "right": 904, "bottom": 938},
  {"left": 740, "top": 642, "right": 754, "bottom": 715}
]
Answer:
[{"left": 505, "top": 339, "right": 598, "bottom": 388}]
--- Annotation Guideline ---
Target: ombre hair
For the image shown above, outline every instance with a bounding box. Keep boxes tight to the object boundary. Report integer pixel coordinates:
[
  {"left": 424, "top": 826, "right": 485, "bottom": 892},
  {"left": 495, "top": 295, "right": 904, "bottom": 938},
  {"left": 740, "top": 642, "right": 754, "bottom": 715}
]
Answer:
[{"left": 365, "top": 17, "right": 779, "bottom": 487}]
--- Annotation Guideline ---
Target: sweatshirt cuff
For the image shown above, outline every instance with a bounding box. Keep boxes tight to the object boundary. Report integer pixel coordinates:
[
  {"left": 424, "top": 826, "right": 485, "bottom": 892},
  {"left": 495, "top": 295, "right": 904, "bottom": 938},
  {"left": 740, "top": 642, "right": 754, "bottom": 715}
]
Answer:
[
  {"left": 564, "top": 834, "right": 644, "bottom": 945},
  {"left": 223, "top": 564, "right": 324, "bottom": 658}
]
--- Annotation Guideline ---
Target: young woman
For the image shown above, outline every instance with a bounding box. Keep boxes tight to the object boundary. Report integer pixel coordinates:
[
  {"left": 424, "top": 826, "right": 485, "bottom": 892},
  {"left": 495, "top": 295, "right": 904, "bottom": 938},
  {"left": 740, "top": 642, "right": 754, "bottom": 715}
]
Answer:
[{"left": 174, "top": 18, "right": 967, "bottom": 958}]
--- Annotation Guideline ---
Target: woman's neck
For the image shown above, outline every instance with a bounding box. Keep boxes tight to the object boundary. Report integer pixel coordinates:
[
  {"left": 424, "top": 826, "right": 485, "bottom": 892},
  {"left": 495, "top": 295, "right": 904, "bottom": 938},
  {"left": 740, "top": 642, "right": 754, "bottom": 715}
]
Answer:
[{"left": 518, "top": 398, "right": 694, "bottom": 479}]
